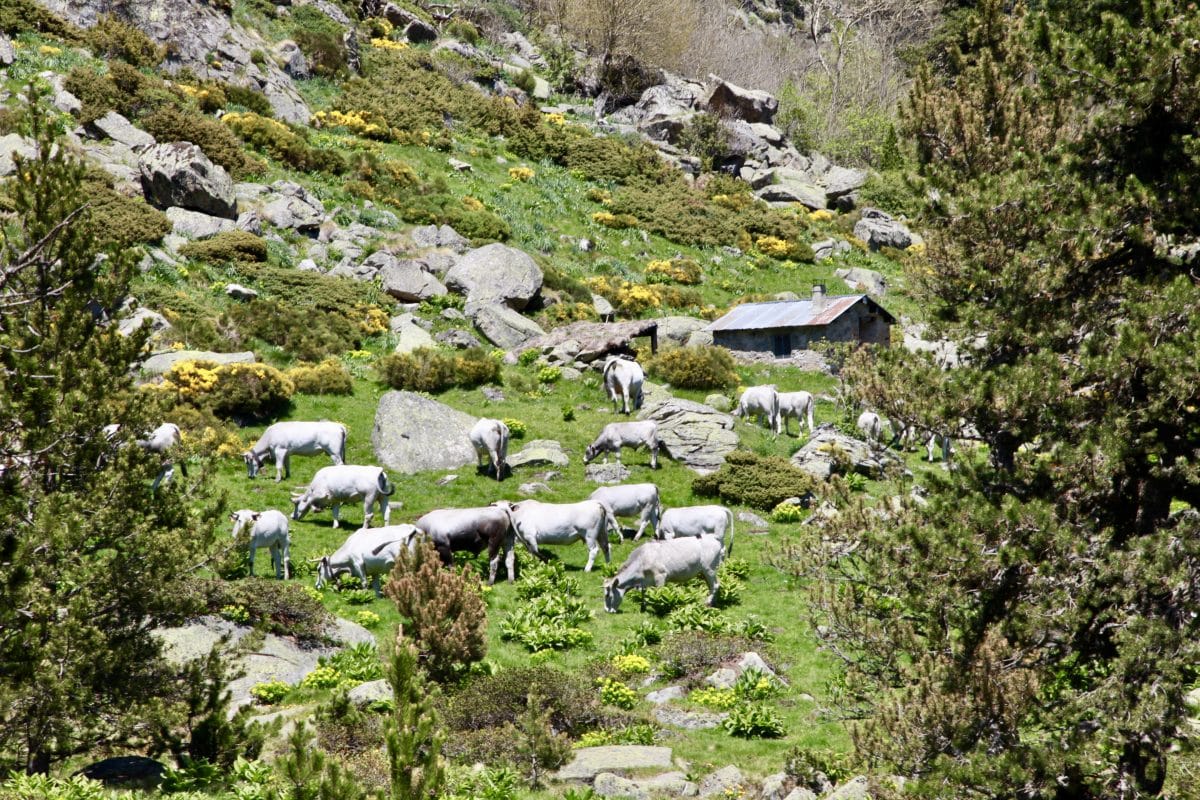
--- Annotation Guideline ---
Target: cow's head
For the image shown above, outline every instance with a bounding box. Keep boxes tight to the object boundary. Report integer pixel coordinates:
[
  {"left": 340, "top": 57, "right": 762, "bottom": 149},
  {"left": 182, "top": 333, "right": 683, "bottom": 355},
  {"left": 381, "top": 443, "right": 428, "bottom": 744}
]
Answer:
[
  {"left": 314, "top": 556, "right": 333, "bottom": 589},
  {"left": 583, "top": 443, "right": 599, "bottom": 464},
  {"left": 603, "top": 578, "right": 623, "bottom": 613},
  {"left": 230, "top": 509, "right": 259, "bottom": 538},
  {"left": 291, "top": 491, "right": 312, "bottom": 520},
  {"left": 243, "top": 451, "right": 261, "bottom": 478}
]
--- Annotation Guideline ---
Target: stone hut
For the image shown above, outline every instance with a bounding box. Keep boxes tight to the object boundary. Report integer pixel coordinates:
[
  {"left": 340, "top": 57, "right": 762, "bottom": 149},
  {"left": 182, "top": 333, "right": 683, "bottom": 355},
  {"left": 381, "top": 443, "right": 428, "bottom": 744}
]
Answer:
[{"left": 707, "top": 285, "right": 894, "bottom": 356}]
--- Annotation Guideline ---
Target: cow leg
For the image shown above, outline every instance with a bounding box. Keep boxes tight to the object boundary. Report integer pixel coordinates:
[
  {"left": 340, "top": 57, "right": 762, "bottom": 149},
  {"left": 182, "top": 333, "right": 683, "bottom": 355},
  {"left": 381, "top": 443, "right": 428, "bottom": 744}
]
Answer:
[
  {"left": 649, "top": 442, "right": 658, "bottom": 469},
  {"left": 274, "top": 448, "right": 288, "bottom": 482},
  {"left": 703, "top": 570, "right": 720, "bottom": 607},
  {"left": 281, "top": 539, "right": 290, "bottom": 580},
  {"left": 248, "top": 544, "right": 256, "bottom": 577},
  {"left": 380, "top": 495, "right": 391, "bottom": 526},
  {"left": 332, "top": 504, "right": 341, "bottom": 529},
  {"left": 633, "top": 511, "right": 648, "bottom": 541},
  {"left": 584, "top": 537, "right": 598, "bottom": 572}
]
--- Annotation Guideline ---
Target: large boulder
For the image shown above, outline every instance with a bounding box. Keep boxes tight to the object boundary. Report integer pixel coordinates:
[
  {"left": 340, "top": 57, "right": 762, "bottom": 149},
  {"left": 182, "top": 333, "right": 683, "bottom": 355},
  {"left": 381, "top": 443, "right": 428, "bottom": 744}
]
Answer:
[
  {"left": 166, "top": 206, "right": 235, "bottom": 239},
  {"left": 445, "top": 244, "right": 543, "bottom": 309},
  {"left": 790, "top": 423, "right": 901, "bottom": 479},
  {"left": 372, "top": 391, "right": 478, "bottom": 474},
  {"left": 139, "top": 142, "right": 236, "bottom": 218},
  {"left": 118, "top": 308, "right": 172, "bottom": 342},
  {"left": 594, "top": 772, "right": 699, "bottom": 799},
  {"left": 823, "top": 165, "right": 868, "bottom": 199},
  {"left": 260, "top": 180, "right": 326, "bottom": 232},
  {"left": 471, "top": 304, "right": 545, "bottom": 350},
  {"left": 0, "top": 133, "right": 36, "bottom": 177},
  {"left": 701, "top": 76, "right": 778, "bottom": 124},
  {"left": 638, "top": 397, "right": 738, "bottom": 474},
  {"left": 656, "top": 315, "right": 708, "bottom": 347},
  {"left": 853, "top": 208, "right": 914, "bottom": 251},
  {"left": 834, "top": 267, "right": 887, "bottom": 296},
  {"left": 88, "top": 111, "right": 155, "bottom": 152},
  {"left": 699, "top": 766, "right": 747, "bottom": 798},
  {"left": 755, "top": 168, "right": 828, "bottom": 210},
  {"left": 391, "top": 313, "right": 436, "bottom": 353},
  {"left": 411, "top": 223, "right": 470, "bottom": 253},
  {"left": 380, "top": 257, "right": 448, "bottom": 302},
  {"left": 139, "top": 349, "right": 255, "bottom": 377},
  {"left": 507, "top": 439, "right": 570, "bottom": 469},
  {"left": 555, "top": 746, "right": 675, "bottom": 782}
]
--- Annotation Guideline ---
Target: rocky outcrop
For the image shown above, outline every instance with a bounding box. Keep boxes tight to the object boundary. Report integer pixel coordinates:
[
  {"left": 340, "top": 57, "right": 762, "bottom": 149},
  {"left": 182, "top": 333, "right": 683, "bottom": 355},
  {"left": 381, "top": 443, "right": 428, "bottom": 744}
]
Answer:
[
  {"left": 790, "top": 423, "right": 902, "bottom": 480},
  {"left": 166, "top": 206, "right": 235, "bottom": 239},
  {"left": 118, "top": 307, "right": 172, "bottom": 341},
  {"left": 699, "top": 766, "right": 746, "bottom": 798},
  {"left": 372, "top": 391, "right": 478, "bottom": 474},
  {"left": 391, "top": 313, "right": 436, "bottom": 353},
  {"left": 0, "top": 134, "right": 36, "bottom": 177},
  {"left": 586, "top": 462, "right": 631, "bottom": 484},
  {"left": 260, "top": 181, "right": 326, "bottom": 232},
  {"left": 446, "top": 243, "right": 543, "bottom": 310},
  {"left": 701, "top": 76, "right": 778, "bottom": 124},
  {"left": 411, "top": 223, "right": 470, "bottom": 253},
  {"left": 139, "top": 349, "right": 254, "bottom": 377},
  {"left": 519, "top": 319, "right": 659, "bottom": 362},
  {"left": 656, "top": 315, "right": 708, "bottom": 347},
  {"left": 594, "top": 771, "right": 699, "bottom": 799},
  {"left": 835, "top": 267, "right": 887, "bottom": 296},
  {"left": 555, "top": 746, "right": 675, "bottom": 782},
  {"left": 638, "top": 396, "right": 738, "bottom": 474},
  {"left": 87, "top": 111, "right": 155, "bottom": 152},
  {"left": 139, "top": 143, "right": 236, "bottom": 218},
  {"left": 380, "top": 257, "right": 448, "bottom": 302},
  {"left": 853, "top": 208, "right": 915, "bottom": 251},
  {"left": 471, "top": 304, "right": 545, "bottom": 350}
]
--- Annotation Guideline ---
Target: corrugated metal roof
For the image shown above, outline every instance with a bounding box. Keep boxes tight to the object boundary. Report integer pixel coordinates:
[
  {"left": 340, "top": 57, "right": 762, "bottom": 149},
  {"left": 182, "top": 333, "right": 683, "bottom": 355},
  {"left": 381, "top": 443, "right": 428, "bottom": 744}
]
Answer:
[{"left": 706, "top": 296, "right": 894, "bottom": 332}]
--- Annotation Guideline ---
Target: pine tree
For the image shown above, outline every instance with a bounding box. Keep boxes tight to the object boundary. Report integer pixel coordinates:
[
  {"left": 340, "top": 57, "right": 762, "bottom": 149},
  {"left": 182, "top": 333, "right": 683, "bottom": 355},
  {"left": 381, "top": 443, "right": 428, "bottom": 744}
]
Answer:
[
  {"left": 0, "top": 94, "right": 221, "bottom": 773},
  {"left": 795, "top": 0, "right": 1200, "bottom": 796},
  {"left": 384, "top": 632, "right": 445, "bottom": 800}
]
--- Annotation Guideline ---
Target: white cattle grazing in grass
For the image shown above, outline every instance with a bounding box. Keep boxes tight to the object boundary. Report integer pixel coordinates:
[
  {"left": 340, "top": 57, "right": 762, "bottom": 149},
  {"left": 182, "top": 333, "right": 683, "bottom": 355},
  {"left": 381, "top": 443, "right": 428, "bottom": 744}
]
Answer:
[
  {"left": 658, "top": 504, "right": 735, "bottom": 555},
  {"left": 315, "top": 524, "right": 421, "bottom": 595},
  {"left": 230, "top": 509, "right": 291, "bottom": 579},
  {"left": 734, "top": 385, "right": 781, "bottom": 435},
  {"left": 777, "top": 391, "right": 815, "bottom": 437},
  {"left": 469, "top": 418, "right": 510, "bottom": 481},
  {"left": 243, "top": 421, "right": 347, "bottom": 482},
  {"left": 602, "top": 356, "right": 645, "bottom": 415},
  {"left": 493, "top": 499, "right": 619, "bottom": 572},
  {"left": 105, "top": 422, "right": 186, "bottom": 492},
  {"left": 584, "top": 421, "right": 660, "bottom": 469},
  {"left": 589, "top": 483, "right": 661, "bottom": 541},
  {"left": 291, "top": 465, "right": 394, "bottom": 529},
  {"left": 857, "top": 411, "right": 886, "bottom": 444},
  {"left": 603, "top": 536, "right": 725, "bottom": 612},
  {"left": 925, "top": 432, "right": 952, "bottom": 462}
]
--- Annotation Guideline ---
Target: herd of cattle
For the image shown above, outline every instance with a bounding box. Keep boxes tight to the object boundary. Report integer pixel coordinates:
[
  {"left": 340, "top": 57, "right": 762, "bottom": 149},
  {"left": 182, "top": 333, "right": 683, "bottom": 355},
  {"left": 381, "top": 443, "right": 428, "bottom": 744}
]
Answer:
[{"left": 121, "top": 355, "right": 951, "bottom": 612}]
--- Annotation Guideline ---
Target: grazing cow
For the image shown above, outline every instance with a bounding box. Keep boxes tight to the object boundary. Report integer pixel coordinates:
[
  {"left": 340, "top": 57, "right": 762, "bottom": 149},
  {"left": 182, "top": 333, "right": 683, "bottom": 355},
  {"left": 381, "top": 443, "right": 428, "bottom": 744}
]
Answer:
[
  {"left": 469, "top": 418, "right": 510, "bottom": 481},
  {"left": 415, "top": 506, "right": 516, "bottom": 585},
  {"left": 924, "top": 432, "right": 952, "bottom": 462},
  {"left": 230, "top": 509, "right": 291, "bottom": 579},
  {"left": 291, "top": 465, "right": 394, "bottom": 529},
  {"left": 243, "top": 421, "right": 347, "bottom": 482},
  {"left": 777, "top": 391, "right": 815, "bottom": 437},
  {"left": 857, "top": 411, "right": 886, "bottom": 444},
  {"left": 658, "top": 504, "right": 735, "bottom": 555},
  {"left": 105, "top": 422, "right": 187, "bottom": 492},
  {"left": 584, "top": 421, "right": 660, "bottom": 469},
  {"left": 603, "top": 536, "right": 725, "bottom": 612},
  {"left": 493, "top": 499, "right": 618, "bottom": 572},
  {"left": 315, "top": 524, "right": 421, "bottom": 595},
  {"left": 602, "top": 356, "right": 645, "bottom": 415},
  {"left": 734, "top": 385, "right": 781, "bottom": 435},
  {"left": 589, "top": 483, "right": 661, "bottom": 541}
]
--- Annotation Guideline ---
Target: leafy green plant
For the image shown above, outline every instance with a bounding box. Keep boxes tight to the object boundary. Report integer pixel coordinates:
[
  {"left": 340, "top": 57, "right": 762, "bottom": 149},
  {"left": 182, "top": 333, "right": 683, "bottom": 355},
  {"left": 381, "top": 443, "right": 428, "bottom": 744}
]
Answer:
[
  {"left": 220, "top": 603, "right": 250, "bottom": 624},
  {"left": 733, "top": 667, "right": 778, "bottom": 701},
  {"left": 355, "top": 610, "right": 382, "bottom": 627},
  {"left": 771, "top": 501, "right": 804, "bottom": 523},
  {"left": 731, "top": 616, "right": 775, "bottom": 642},
  {"left": 722, "top": 703, "right": 786, "bottom": 738},
  {"left": 503, "top": 418, "right": 528, "bottom": 438},
  {"left": 637, "top": 584, "right": 695, "bottom": 616},
  {"left": 342, "top": 588, "right": 376, "bottom": 606},
  {"left": 611, "top": 654, "right": 652, "bottom": 675},
  {"left": 322, "top": 642, "right": 385, "bottom": 686},
  {"left": 561, "top": 404, "right": 576, "bottom": 422},
  {"left": 597, "top": 678, "right": 637, "bottom": 710},
  {"left": 666, "top": 604, "right": 727, "bottom": 633},
  {"left": 690, "top": 687, "right": 737, "bottom": 710},
  {"left": 518, "top": 349, "right": 540, "bottom": 366},
  {"left": 302, "top": 666, "right": 345, "bottom": 690},
  {"left": 250, "top": 679, "right": 291, "bottom": 705},
  {"left": 537, "top": 365, "right": 562, "bottom": 384}
]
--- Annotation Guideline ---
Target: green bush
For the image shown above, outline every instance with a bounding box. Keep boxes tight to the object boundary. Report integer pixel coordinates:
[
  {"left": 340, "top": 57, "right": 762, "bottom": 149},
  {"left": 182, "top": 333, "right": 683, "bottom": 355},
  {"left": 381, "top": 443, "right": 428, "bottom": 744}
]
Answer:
[
  {"left": 441, "top": 666, "right": 609, "bottom": 739},
  {"left": 512, "top": 68, "right": 536, "bottom": 94},
  {"left": 159, "top": 359, "right": 294, "bottom": 422},
  {"left": 291, "top": 5, "right": 346, "bottom": 77},
  {"left": 64, "top": 60, "right": 171, "bottom": 124},
  {"left": 174, "top": 578, "right": 334, "bottom": 647},
  {"left": 693, "top": 450, "right": 815, "bottom": 510},
  {"left": 81, "top": 173, "right": 170, "bottom": 248},
  {"left": 223, "top": 82, "right": 274, "bottom": 117},
  {"left": 445, "top": 19, "right": 479, "bottom": 43},
  {"left": 251, "top": 680, "right": 291, "bottom": 705},
  {"left": 678, "top": 113, "right": 728, "bottom": 170},
  {"left": 227, "top": 300, "right": 364, "bottom": 362},
  {"left": 223, "top": 111, "right": 347, "bottom": 174},
  {"left": 377, "top": 347, "right": 500, "bottom": 393},
  {"left": 141, "top": 105, "right": 264, "bottom": 179},
  {"left": 85, "top": 14, "right": 164, "bottom": 67},
  {"left": 771, "top": 501, "right": 804, "bottom": 523},
  {"left": 657, "top": 631, "right": 752, "bottom": 681},
  {"left": 503, "top": 418, "right": 527, "bottom": 438},
  {"left": 597, "top": 678, "right": 637, "bottom": 710},
  {"left": 320, "top": 642, "right": 384, "bottom": 686},
  {"left": 665, "top": 604, "right": 726, "bottom": 633},
  {"left": 287, "top": 358, "right": 354, "bottom": 395},
  {"left": 0, "top": 0, "right": 80, "bottom": 38},
  {"left": 722, "top": 703, "right": 785, "bottom": 738},
  {"left": 646, "top": 346, "right": 738, "bottom": 389},
  {"left": 179, "top": 230, "right": 268, "bottom": 263}
]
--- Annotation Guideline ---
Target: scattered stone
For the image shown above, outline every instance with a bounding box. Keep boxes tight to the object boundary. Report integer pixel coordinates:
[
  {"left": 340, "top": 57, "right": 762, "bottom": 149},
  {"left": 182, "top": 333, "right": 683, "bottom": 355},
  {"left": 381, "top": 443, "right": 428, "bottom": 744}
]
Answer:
[
  {"left": 225, "top": 283, "right": 258, "bottom": 301},
  {"left": 645, "top": 685, "right": 686, "bottom": 704},
  {"left": 654, "top": 707, "right": 727, "bottom": 730},
  {"left": 755, "top": 177, "right": 828, "bottom": 210},
  {"left": 656, "top": 315, "right": 708, "bottom": 347},
  {"left": 166, "top": 206, "right": 235, "bottom": 239},
  {"left": 592, "top": 293, "right": 614, "bottom": 319},
  {"left": 261, "top": 180, "right": 326, "bottom": 232},
  {"left": 593, "top": 772, "right": 648, "bottom": 800},
  {"left": 638, "top": 397, "right": 738, "bottom": 474},
  {"left": 411, "top": 223, "right": 470, "bottom": 253},
  {"left": 0, "top": 33, "right": 13, "bottom": 66},
  {"left": 380, "top": 257, "right": 448, "bottom": 302},
  {"left": 737, "top": 651, "right": 784, "bottom": 684},
  {"left": 391, "top": 313, "right": 436, "bottom": 353},
  {"left": 347, "top": 679, "right": 391, "bottom": 706},
  {"left": 481, "top": 387, "right": 506, "bottom": 403},
  {"left": 296, "top": 258, "right": 321, "bottom": 273},
  {"left": 825, "top": 777, "right": 870, "bottom": 800},
  {"left": 790, "top": 423, "right": 901, "bottom": 480},
  {"left": 75, "top": 757, "right": 166, "bottom": 790},
  {"left": 372, "top": 391, "right": 478, "bottom": 474},
  {"left": 686, "top": 329, "right": 714, "bottom": 348},
  {"left": 783, "top": 788, "right": 818, "bottom": 800},
  {"left": 554, "top": 746, "right": 675, "bottom": 782},
  {"left": 853, "top": 208, "right": 913, "bottom": 251},
  {"left": 704, "top": 668, "right": 738, "bottom": 689},
  {"left": 760, "top": 772, "right": 790, "bottom": 800},
  {"left": 448, "top": 158, "right": 473, "bottom": 171},
  {"left": 519, "top": 482, "right": 551, "bottom": 496},
  {"left": 823, "top": 165, "right": 868, "bottom": 199},
  {"left": 737, "top": 511, "right": 769, "bottom": 529},
  {"left": 835, "top": 267, "right": 887, "bottom": 296},
  {"left": 88, "top": 111, "right": 155, "bottom": 152},
  {"left": 508, "top": 439, "right": 570, "bottom": 469},
  {"left": 471, "top": 304, "right": 545, "bottom": 350},
  {"left": 812, "top": 239, "right": 851, "bottom": 261},
  {"left": 436, "top": 474, "right": 458, "bottom": 486},
  {"left": 434, "top": 329, "right": 477, "bottom": 349},
  {"left": 118, "top": 307, "right": 172, "bottom": 339},
  {"left": 236, "top": 209, "right": 264, "bottom": 235},
  {"left": 139, "top": 349, "right": 254, "bottom": 377},
  {"left": 585, "top": 462, "right": 632, "bottom": 484},
  {"left": 446, "top": 244, "right": 544, "bottom": 310},
  {"left": 704, "top": 394, "right": 733, "bottom": 412},
  {"left": 404, "top": 17, "right": 438, "bottom": 42},
  {"left": 561, "top": 366, "right": 583, "bottom": 381},
  {"left": 699, "top": 765, "right": 746, "bottom": 798},
  {"left": 324, "top": 616, "right": 375, "bottom": 646},
  {"left": 139, "top": 142, "right": 236, "bottom": 218}
]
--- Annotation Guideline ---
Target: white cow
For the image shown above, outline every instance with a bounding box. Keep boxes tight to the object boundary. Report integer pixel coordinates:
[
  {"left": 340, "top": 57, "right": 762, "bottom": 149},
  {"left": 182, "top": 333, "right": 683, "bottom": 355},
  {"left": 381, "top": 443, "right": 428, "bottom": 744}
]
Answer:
[
  {"left": 602, "top": 356, "right": 645, "bottom": 415},
  {"left": 230, "top": 509, "right": 291, "bottom": 579},
  {"left": 603, "top": 536, "right": 725, "bottom": 612},
  {"left": 857, "top": 411, "right": 886, "bottom": 444},
  {"left": 469, "top": 418, "right": 510, "bottom": 481},
  {"left": 658, "top": 504, "right": 735, "bottom": 555},
  {"left": 243, "top": 421, "right": 347, "bottom": 482},
  {"left": 291, "top": 465, "right": 394, "bottom": 529},
  {"left": 734, "top": 385, "right": 781, "bottom": 435},
  {"left": 493, "top": 499, "right": 619, "bottom": 572},
  {"left": 315, "top": 524, "right": 421, "bottom": 595},
  {"left": 589, "top": 483, "right": 661, "bottom": 541},
  {"left": 104, "top": 422, "right": 186, "bottom": 492},
  {"left": 584, "top": 421, "right": 660, "bottom": 469},
  {"left": 777, "top": 391, "right": 815, "bottom": 437}
]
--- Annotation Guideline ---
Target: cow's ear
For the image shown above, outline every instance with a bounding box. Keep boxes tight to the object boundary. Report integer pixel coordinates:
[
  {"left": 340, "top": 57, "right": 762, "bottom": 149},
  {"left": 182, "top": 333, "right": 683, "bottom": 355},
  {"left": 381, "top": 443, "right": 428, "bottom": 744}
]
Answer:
[{"left": 250, "top": 512, "right": 261, "bottom": 520}]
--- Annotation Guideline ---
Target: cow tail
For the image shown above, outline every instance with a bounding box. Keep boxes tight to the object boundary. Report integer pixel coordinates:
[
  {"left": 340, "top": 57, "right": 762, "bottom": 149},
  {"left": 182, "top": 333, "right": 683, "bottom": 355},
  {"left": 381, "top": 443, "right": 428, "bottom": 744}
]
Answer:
[
  {"left": 379, "top": 471, "right": 395, "bottom": 496},
  {"left": 603, "top": 503, "right": 619, "bottom": 551},
  {"left": 338, "top": 423, "right": 349, "bottom": 463},
  {"left": 499, "top": 423, "right": 510, "bottom": 475},
  {"left": 725, "top": 508, "right": 735, "bottom": 557}
]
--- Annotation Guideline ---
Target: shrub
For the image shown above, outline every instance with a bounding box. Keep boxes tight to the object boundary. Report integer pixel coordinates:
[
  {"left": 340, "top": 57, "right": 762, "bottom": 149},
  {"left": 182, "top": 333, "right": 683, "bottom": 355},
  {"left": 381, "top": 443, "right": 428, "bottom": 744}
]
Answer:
[
  {"left": 302, "top": 666, "right": 345, "bottom": 690},
  {"left": 597, "top": 678, "right": 637, "bottom": 710},
  {"left": 657, "top": 632, "right": 752, "bottom": 682},
  {"left": 0, "top": 0, "right": 81, "bottom": 38},
  {"left": 321, "top": 642, "right": 385, "bottom": 686},
  {"left": 693, "top": 450, "right": 815, "bottom": 510},
  {"left": 224, "top": 82, "right": 274, "bottom": 116},
  {"left": 85, "top": 14, "right": 164, "bottom": 67},
  {"left": 377, "top": 347, "right": 499, "bottom": 393},
  {"left": 174, "top": 578, "right": 334, "bottom": 647},
  {"left": 733, "top": 667, "right": 777, "bottom": 701},
  {"left": 512, "top": 69, "right": 536, "bottom": 94},
  {"left": 384, "top": 540, "right": 487, "bottom": 683},
  {"left": 158, "top": 359, "right": 294, "bottom": 422},
  {"left": 611, "top": 654, "right": 651, "bottom": 676},
  {"left": 508, "top": 166, "right": 535, "bottom": 181},
  {"left": 454, "top": 348, "right": 503, "bottom": 387},
  {"left": 445, "top": 19, "right": 479, "bottom": 43},
  {"left": 722, "top": 703, "right": 785, "bottom": 738},
  {"left": 64, "top": 60, "right": 171, "bottom": 124},
  {"left": 441, "top": 666, "right": 609, "bottom": 738},
  {"left": 82, "top": 174, "right": 170, "bottom": 248},
  {"left": 251, "top": 680, "right": 291, "bottom": 705},
  {"left": 227, "top": 300, "right": 364, "bottom": 362},
  {"left": 646, "top": 346, "right": 738, "bottom": 389},
  {"left": 678, "top": 113, "right": 728, "bottom": 170},
  {"left": 503, "top": 418, "right": 527, "bottom": 438},
  {"left": 291, "top": 5, "right": 347, "bottom": 77},
  {"left": 537, "top": 365, "right": 561, "bottom": 384},
  {"left": 517, "top": 349, "right": 540, "bottom": 366},
  {"left": 222, "top": 111, "right": 347, "bottom": 174},
  {"left": 287, "top": 358, "right": 354, "bottom": 395},
  {"left": 141, "top": 106, "right": 264, "bottom": 179},
  {"left": 645, "top": 258, "right": 703, "bottom": 285},
  {"left": 591, "top": 211, "right": 637, "bottom": 229},
  {"left": 179, "top": 230, "right": 268, "bottom": 263},
  {"left": 771, "top": 501, "right": 804, "bottom": 523}
]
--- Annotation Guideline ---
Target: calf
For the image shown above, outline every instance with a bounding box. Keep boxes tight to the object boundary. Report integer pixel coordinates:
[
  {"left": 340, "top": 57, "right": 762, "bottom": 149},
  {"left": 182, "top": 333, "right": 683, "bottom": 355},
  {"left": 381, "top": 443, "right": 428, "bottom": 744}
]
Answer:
[
  {"left": 230, "top": 509, "right": 291, "bottom": 579},
  {"left": 589, "top": 483, "right": 661, "bottom": 541},
  {"left": 603, "top": 536, "right": 725, "bottom": 612},
  {"left": 602, "top": 356, "right": 645, "bottom": 415},
  {"left": 584, "top": 421, "right": 660, "bottom": 469},
  {"left": 291, "top": 465, "right": 394, "bottom": 529},
  {"left": 493, "top": 499, "right": 618, "bottom": 572},
  {"left": 777, "top": 391, "right": 815, "bottom": 437},
  {"left": 658, "top": 504, "right": 735, "bottom": 555},
  {"left": 243, "top": 420, "right": 347, "bottom": 482},
  {"left": 734, "top": 385, "right": 781, "bottom": 435},
  {"left": 469, "top": 418, "right": 510, "bottom": 481},
  {"left": 315, "top": 524, "right": 420, "bottom": 595},
  {"left": 415, "top": 506, "right": 516, "bottom": 585}
]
